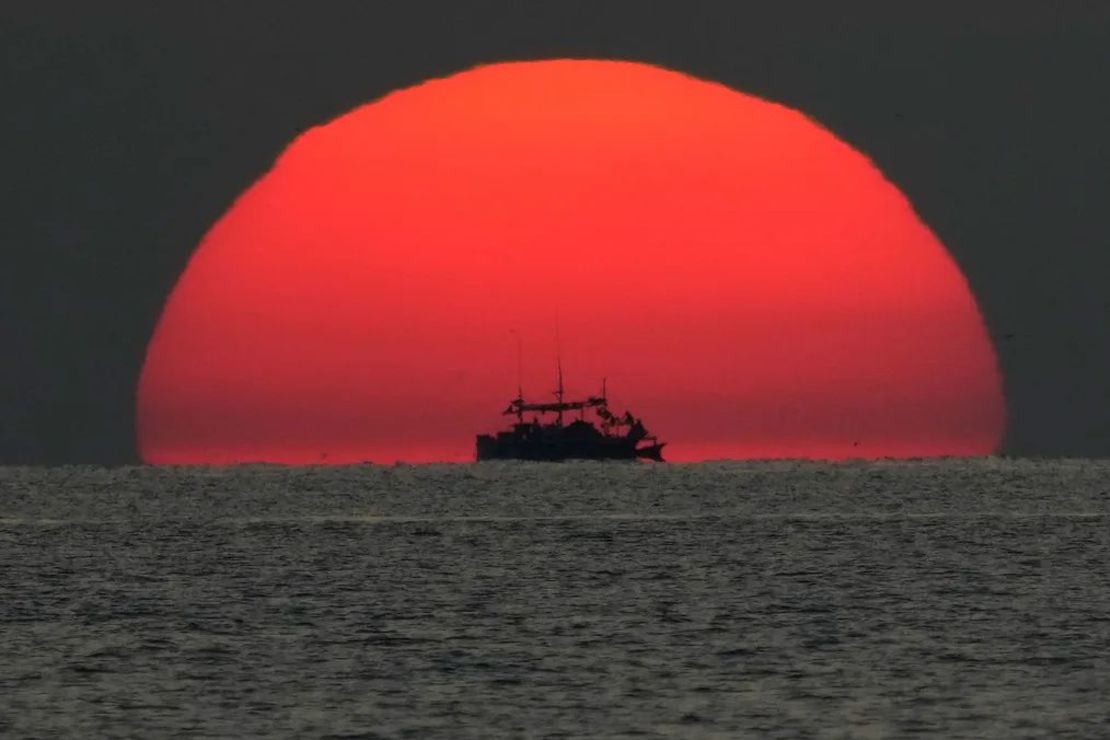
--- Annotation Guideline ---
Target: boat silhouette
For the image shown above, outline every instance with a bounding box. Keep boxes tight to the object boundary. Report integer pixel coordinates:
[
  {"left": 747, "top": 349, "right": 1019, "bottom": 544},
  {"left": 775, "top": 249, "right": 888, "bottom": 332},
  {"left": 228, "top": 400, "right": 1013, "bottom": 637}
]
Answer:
[{"left": 476, "top": 362, "right": 666, "bottom": 462}]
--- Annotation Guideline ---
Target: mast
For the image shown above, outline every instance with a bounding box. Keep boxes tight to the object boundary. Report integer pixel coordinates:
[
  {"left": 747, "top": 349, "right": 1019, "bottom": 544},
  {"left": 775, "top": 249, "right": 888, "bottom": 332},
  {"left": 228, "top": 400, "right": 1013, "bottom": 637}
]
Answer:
[
  {"left": 513, "top": 329, "right": 523, "bottom": 422},
  {"left": 556, "top": 348, "right": 565, "bottom": 426},
  {"left": 555, "top": 313, "right": 564, "bottom": 426}
]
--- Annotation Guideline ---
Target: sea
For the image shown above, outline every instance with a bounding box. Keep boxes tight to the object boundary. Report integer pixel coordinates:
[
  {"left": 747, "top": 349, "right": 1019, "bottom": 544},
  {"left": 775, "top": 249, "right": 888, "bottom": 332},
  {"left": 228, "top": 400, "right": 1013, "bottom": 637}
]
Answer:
[{"left": 2, "top": 459, "right": 1108, "bottom": 738}]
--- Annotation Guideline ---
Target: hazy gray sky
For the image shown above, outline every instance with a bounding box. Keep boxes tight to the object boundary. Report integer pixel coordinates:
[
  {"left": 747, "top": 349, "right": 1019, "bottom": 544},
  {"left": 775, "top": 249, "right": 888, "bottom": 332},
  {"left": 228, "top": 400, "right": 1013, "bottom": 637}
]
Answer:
[{"left": 3, "top": 1, "right": 1109, "bottom": 462}]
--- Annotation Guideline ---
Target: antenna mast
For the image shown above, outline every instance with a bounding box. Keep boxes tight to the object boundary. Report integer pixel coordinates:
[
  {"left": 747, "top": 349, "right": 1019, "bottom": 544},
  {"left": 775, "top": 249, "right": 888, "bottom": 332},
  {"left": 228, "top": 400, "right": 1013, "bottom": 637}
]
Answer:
[
  {"left": 555, "top": 316, "right": 565, "bottom": 426},
  {"left": 512, "top": 329, "right": 524, "bottom": 422}
]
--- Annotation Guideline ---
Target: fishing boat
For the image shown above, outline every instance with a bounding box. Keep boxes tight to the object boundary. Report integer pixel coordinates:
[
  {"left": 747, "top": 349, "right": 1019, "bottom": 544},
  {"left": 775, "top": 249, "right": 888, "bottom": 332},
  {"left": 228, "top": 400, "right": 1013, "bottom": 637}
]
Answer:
[{"left": 476, "top": 366, "right": 665, "bottom": 461}]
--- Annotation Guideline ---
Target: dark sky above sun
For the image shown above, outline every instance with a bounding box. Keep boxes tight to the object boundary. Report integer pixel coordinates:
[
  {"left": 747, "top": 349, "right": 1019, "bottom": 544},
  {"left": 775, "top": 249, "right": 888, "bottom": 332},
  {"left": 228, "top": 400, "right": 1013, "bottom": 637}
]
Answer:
[{"left": 3, "top": 1, "right": 1110, "bottom": 463}]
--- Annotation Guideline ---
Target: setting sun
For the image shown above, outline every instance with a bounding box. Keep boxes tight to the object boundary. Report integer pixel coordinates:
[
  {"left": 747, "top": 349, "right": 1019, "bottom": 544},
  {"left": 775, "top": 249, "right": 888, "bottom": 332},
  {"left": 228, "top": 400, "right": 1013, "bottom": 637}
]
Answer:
[{"left": 137, "top": 59, "right": 1005, "bottom": 463}]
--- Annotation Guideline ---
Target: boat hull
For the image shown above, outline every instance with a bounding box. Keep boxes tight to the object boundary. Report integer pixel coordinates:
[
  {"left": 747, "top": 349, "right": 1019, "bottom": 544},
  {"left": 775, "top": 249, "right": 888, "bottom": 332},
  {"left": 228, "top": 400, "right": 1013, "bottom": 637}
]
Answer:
[{"left": 476, "top": 424, "right": 665, "bottom": 462}]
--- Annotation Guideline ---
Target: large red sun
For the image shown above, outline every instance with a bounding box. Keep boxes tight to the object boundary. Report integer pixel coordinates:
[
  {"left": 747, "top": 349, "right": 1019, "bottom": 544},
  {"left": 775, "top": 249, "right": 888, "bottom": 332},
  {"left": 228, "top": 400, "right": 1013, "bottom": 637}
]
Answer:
[{"left": 138, "top": 59, "right": 1004, "bottom": 463}]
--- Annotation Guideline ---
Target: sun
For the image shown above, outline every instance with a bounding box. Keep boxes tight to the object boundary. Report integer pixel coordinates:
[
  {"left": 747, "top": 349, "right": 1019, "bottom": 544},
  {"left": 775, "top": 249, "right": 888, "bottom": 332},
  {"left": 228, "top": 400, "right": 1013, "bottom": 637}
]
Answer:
[{"left": 137, "top": 59, "right": 1005, "bottom": 463}]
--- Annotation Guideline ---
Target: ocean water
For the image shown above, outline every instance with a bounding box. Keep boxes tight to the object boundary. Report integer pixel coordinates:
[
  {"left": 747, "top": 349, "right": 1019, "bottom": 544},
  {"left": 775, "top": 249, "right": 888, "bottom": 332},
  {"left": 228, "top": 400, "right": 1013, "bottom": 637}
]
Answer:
[{"left": 2, "top": 459, "right": 1109, "bottom": 738}]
